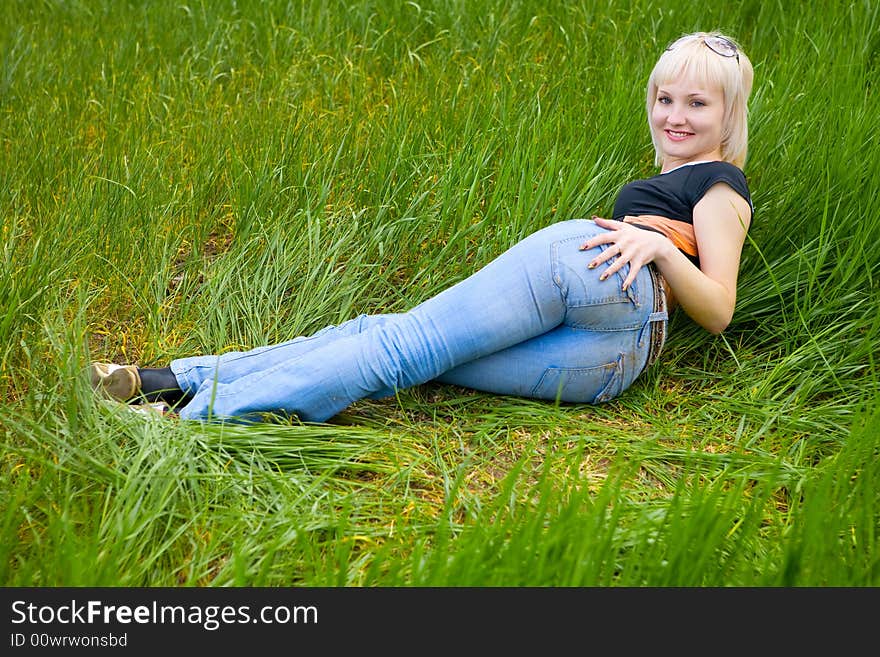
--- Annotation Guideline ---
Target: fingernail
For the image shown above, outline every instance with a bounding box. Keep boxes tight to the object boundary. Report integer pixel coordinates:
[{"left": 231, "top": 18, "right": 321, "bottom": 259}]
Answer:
[{"left": 599, "top": 273, "right": 607, "bottom": 280}]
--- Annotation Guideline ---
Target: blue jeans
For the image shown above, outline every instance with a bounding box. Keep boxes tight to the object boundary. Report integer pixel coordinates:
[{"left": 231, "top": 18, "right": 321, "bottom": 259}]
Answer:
[{"left": 171, "top": 219, "right": 667, "bottom": 423}]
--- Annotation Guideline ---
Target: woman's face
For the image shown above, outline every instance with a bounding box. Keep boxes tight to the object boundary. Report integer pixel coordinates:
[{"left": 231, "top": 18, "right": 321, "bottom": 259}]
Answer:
[{"left": 650, "top": 76, "right": 725, "bottom": 170}]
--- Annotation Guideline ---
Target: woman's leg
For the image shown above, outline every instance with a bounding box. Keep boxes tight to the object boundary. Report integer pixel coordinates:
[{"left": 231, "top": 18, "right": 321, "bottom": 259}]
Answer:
[
  {"left": 176, "top": 219, "right": 657, "bottom": 423},
  {"left": 434, "top": 322, "right": 649, "bottom": 404},
  {"left": 171, "top": 313, "right": 403, "bottom": 397}
]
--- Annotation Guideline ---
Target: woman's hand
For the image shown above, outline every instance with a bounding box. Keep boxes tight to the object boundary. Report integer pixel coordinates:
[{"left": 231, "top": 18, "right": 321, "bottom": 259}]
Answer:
[
  {"left": 579, "top": 216, "right": 674, "bottom": 291},
  {"left": 581, "top": 185, "right": 751, "bottom": 335}
]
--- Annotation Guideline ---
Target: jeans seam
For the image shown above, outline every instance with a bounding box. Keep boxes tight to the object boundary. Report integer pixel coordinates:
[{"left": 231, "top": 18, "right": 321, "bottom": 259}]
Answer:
[
  {"left": 566, "top": 324, "right": 642, "bottom": 331},
  {"left": 594, "top": 353, "right": 625, "bottom": 403},
  {"left": 212, "top": 334, "right": 321, "bottom": 364},
  {"left": 566, "top": 299, "right": 638, "bottom": 308},
  {"left": 170, "top": 363, "right": 194, "bottom": 394},
  {"left": 210, "top": 358, "right": 293, "bottom": 399}
]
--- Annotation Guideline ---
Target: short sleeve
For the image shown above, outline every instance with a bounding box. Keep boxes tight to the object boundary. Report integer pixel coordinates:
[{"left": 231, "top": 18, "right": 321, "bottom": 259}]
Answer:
[{"left": 687, "top": 162, "right": 753, "bottom": 217}]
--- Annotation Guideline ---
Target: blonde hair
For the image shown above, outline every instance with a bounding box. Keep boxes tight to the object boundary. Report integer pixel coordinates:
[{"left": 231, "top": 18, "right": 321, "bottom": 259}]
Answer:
[{"left": 646, "top": 32, "right": 754, "bottom": 168}]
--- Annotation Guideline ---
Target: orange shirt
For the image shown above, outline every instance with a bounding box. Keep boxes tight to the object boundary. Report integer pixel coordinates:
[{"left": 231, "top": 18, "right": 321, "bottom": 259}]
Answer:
[{"left": 622, "top": 215, "right": 698, "bottom": 260}]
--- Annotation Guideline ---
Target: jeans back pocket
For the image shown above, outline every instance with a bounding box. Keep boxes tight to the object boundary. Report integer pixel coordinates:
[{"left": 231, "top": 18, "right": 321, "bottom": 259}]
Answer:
[{"left": 531, "top": 354, "right": 625, "bottom": 404}]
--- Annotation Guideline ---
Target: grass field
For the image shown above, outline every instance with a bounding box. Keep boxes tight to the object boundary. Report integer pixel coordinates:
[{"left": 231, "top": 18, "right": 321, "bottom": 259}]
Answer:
[{"left": 1, "top": 0, "right": 878, "bottom": 586}]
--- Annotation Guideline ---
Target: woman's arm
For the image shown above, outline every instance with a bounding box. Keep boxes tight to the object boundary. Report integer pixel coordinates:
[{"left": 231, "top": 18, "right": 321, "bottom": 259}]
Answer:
[
  {"left": 662, "top": 183, "right": 751, "bottom": 333},
  {"left": 582, "top": 182, "right": 752, "bottom": 334}
]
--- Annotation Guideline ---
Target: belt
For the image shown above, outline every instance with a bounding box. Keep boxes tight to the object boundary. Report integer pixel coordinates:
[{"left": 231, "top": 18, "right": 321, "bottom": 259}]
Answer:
[{"left": 638, "top": 264, "right": 668, "bottom": 372}]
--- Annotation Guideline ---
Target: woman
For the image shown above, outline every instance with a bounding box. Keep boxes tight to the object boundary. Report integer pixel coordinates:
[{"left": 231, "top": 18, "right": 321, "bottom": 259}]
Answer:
[{"left": 91, "top": 32, "right": 755, "bottom": 423}]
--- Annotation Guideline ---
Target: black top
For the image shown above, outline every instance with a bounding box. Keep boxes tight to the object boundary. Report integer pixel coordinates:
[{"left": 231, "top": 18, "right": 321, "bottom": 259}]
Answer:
[{"left": 613, "top": 161, "right": 753, "bottom": 226}]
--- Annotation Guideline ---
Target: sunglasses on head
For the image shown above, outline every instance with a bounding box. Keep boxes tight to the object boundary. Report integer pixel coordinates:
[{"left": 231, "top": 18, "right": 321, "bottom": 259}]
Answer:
[{"left": 666, "top": 35, "right": 740, "bottom": 64}]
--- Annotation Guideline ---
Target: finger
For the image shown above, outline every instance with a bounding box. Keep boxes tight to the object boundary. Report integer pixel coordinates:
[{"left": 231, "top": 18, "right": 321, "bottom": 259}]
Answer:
[
  {"left": 593, "top": 216, "right": 623, "bottom": 228},
  {"left": 621, "top": 263, "right": 642, "bottom": 291},
  {"left": 579, "top": 232, "right": 616, "bottom": 251},
  {"left": 599, "top": 252, "right": 629, "bottom": 280},
  {"left": 588, "top": 243, "right": 622, "bottom": 269}
]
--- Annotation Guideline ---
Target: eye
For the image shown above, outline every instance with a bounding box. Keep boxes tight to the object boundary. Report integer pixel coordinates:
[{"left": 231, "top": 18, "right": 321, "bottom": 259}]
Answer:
[
  {"left": 657, "top": 95, "right": 672, "bottom": 104},
  {"left": 690, "top": 99, "right": 706, "bottom": 108}
]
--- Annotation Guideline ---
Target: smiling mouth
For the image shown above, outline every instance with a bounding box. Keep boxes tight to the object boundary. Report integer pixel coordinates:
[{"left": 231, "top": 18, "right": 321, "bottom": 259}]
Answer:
[{"left": 665, "top": 129, "right": 693, "bottom": 140}]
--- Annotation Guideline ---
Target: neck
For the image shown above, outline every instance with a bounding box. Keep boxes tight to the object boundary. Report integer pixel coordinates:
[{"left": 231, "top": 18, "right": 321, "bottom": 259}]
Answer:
[{"left": 661, "top": 149, "right": 723, "bottom": 173}]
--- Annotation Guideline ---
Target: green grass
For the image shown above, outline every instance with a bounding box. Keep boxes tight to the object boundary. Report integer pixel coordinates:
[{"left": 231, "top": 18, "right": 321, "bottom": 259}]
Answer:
[{"left": 1, "top": 0, "right": 878, "bottom": 586}]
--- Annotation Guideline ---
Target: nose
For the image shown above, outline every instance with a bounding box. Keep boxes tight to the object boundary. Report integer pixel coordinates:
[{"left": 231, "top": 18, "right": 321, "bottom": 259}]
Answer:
[{"left": 667, "top": 105, "right": 686, "bottom": 125}]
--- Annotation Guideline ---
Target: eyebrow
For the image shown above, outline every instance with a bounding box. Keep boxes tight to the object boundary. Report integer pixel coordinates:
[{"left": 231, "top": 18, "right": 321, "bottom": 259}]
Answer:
[
  {"left": 657, "top": 88, "right": 712, "bottom": 97},
  {"left": 657, "top": 87, "right": 710, "bottom": 98}
]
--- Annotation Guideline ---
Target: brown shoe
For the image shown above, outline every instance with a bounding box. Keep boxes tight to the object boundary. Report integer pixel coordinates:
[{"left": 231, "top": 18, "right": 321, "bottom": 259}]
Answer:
[{"left": 90, "top": 363, "right": 141, "bottom": 401}]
